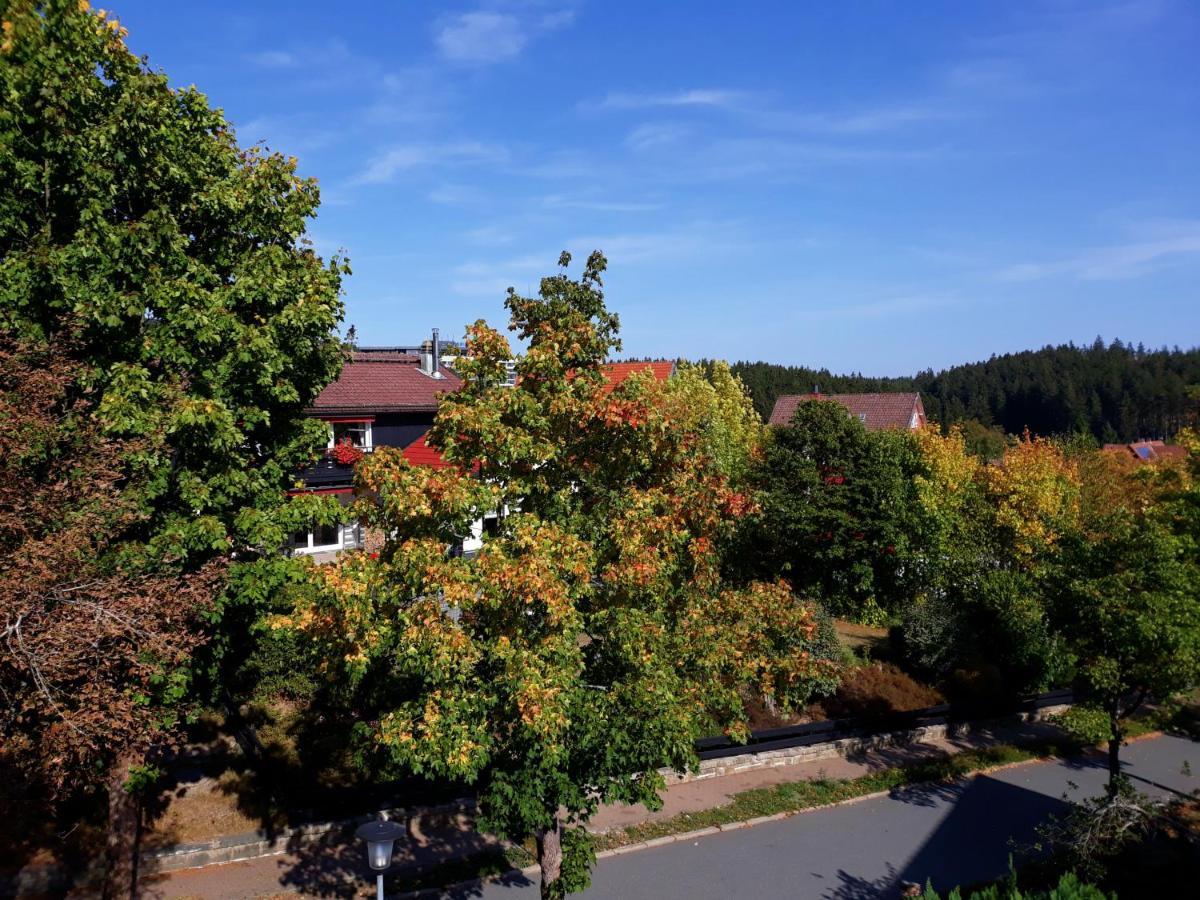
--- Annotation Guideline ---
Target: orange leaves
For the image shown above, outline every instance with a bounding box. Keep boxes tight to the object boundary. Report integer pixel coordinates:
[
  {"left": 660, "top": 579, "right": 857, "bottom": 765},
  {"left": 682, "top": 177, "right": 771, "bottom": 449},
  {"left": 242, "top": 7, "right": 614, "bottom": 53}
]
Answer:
[{"left": 472, "top": 517, "right": 592, "bottom": 629}]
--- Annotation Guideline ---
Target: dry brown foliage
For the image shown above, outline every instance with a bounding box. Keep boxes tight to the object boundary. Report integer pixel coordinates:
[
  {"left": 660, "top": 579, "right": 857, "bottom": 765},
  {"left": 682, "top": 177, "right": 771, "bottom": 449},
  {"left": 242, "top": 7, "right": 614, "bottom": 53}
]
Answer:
[{"left": 0, "top": 337, "right": 221, "bottom": 804}]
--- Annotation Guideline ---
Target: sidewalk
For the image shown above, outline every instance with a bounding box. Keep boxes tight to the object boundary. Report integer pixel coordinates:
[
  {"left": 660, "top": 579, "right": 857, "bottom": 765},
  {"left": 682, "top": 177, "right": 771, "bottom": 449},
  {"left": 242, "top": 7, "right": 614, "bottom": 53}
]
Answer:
[{"left": 142, "top": 718, "right": 1065, "bottom": 899}]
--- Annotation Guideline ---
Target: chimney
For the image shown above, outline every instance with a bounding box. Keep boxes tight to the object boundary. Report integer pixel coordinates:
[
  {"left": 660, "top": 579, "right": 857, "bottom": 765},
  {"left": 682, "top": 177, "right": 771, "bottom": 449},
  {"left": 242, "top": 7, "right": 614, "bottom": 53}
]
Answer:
[
  {"left": 432, "top": 328, "right": 441, "bottom": 377},
  {"left": 419, "top": 339, "right": 434, "bottom": 375}
]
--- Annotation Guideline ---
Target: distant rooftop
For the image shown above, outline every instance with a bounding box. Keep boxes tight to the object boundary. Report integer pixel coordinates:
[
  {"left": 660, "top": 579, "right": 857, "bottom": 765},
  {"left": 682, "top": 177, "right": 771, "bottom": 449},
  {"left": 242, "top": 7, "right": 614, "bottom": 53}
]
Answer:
[{"left": 769, "top": 392, "right": 926, "bottom": 431}]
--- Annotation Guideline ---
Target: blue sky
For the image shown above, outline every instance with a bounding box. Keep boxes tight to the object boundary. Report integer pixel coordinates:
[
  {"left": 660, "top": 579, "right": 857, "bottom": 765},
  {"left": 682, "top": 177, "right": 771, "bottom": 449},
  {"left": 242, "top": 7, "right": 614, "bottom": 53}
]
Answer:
[{"left": 111, "top": 1, "right": 1199, "bottom": 374}]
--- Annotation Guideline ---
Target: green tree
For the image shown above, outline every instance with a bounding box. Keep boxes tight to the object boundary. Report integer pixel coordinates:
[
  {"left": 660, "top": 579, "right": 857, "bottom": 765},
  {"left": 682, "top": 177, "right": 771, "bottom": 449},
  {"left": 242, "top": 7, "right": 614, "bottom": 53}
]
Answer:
[
  {"left": 0, "top": 3, "right": 346, "bottom": 892},
  {"left": 1049, "top": 496, "right": 1200, "bottom": 794},
  {"left": 750, "top": 399, "right": 925, "bottom": 623},
  {"left": 284, "top": 253, "right": 838, "bottom": 898},
  {"left": 899, "top": 430, "right": 1074, "bottom": 698}
]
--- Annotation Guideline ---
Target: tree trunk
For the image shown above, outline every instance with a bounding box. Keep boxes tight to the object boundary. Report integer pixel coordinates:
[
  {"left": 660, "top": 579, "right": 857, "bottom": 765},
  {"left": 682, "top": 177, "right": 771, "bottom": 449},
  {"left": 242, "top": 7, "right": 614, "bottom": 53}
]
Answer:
[
  {"left": 536, "top": 816, "right": 563, "bottom": 900},
  {"left": 763, "top": 693, "right": 779, "bottom": 719},
  {"left": 1106, "top": 707, "right": 1123, "bottom": 797},
  {"left": 102, "top": 751, "right": 141, "bottom": 900}
]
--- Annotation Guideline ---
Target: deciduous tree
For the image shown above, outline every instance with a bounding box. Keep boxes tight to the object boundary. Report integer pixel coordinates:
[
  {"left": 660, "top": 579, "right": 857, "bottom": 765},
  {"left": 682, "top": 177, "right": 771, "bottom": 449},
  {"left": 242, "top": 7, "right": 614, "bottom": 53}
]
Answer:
[
  {"left": 0, "top": 0, "right": 346, "bottom": 574},
  {"left": 0, "top": 338, "right": 222, "bottom": 897},
  {"left": 748, "top": 399, "right": 926, "bottom": 623},
  {"left": 284, "top": 253, "right": 837, "bottom": 898},
  {"left": 1, "top": 3, "right": 346, "bottom": 892}
]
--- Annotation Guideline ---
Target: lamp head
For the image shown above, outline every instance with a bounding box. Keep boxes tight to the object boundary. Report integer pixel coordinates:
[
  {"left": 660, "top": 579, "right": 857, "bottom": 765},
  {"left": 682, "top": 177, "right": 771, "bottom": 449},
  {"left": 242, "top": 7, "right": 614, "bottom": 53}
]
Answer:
[{"left": 355, "top": 819, "right": 406, "bottom": 871}]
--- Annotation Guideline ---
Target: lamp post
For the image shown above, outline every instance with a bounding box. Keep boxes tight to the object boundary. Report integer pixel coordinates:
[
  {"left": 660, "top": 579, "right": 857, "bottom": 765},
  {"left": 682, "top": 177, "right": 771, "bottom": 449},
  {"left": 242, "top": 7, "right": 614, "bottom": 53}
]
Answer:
[{"left": 355, "top": 819, "right": 406, "bottom": 900}]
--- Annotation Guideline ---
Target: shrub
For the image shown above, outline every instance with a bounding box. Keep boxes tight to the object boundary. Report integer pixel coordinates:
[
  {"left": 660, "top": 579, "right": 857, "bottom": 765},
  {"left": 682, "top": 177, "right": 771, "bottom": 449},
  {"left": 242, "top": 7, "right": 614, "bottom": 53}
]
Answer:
[
  {"left": 917, "top": 871, "right": 1112, "bottom": 899},
  {"left": 809, "top": 661, "right": 943, "bottom": 721}
]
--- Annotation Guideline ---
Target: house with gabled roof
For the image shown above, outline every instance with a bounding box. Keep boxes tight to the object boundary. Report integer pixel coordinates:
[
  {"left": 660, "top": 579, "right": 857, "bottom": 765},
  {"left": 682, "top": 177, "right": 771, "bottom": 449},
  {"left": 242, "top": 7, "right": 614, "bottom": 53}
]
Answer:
[
  {"left": 769, "top": 392, "right": 926, "bottom": 432},
  {"left": 289, "top": 329, "right": 460, "bottom": 559},
  {"left": 291, "top": 340, "right": 677, "bottom": 561}
]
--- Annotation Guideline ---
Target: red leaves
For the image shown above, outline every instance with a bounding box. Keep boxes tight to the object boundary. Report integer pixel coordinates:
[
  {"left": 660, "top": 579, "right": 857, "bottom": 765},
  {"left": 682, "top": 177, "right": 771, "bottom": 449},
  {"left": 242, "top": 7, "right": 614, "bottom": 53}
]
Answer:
[{"left": 330, "top": 436, "right": 364, "bottom": 466}]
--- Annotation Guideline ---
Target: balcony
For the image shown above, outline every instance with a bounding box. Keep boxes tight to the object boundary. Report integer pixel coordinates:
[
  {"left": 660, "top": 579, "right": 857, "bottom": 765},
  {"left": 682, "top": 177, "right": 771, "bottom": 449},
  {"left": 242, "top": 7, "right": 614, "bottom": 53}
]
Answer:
[{"left": 297, "top": 446, "right": 373, "bottom": 490}]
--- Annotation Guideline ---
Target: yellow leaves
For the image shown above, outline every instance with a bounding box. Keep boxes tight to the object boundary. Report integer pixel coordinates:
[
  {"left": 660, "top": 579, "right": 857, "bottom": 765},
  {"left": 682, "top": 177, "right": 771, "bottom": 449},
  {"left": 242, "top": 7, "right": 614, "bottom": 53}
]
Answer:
[
  {"left": 1, "top": 20, "right": 13, "bottom": 55},
  {"left": 914, "top": 425, "right": 979, "bottom": 513},
  {"left": 987, "top": 432, "right": 1080, "bottom": 558}
]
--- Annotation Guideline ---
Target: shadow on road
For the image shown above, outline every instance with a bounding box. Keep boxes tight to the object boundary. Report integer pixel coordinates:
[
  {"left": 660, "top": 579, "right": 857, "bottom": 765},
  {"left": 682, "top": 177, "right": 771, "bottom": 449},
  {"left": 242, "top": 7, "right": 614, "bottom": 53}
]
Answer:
[{"left": 824, "top": 774, "right": 1070, "bottom": 899}]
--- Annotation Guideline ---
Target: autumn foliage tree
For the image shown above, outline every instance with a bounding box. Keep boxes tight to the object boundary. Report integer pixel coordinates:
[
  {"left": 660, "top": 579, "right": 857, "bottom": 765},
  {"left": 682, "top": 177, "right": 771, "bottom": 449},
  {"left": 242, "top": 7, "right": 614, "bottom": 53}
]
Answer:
[
  {"left": 1, "top": 3, "right": 345, "bottom": 894},
  {"left": 284, "top": 252, "right": 838, "bottom": 898},
  {"left": 0, "top": 338, "right": 222, "bottom": 896}
]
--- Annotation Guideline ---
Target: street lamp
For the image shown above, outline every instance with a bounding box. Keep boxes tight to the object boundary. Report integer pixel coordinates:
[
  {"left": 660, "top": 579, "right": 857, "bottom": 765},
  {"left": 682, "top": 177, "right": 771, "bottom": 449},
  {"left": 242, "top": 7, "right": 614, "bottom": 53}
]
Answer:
[{"left": 355, "top": 818, "right": 407, "bottom": 900}]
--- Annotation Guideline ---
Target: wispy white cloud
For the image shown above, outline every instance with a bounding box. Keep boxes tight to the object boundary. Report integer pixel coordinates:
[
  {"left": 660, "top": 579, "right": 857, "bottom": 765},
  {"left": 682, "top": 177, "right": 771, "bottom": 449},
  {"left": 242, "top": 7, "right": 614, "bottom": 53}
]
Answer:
[
  {"left": 354, "top": 142, "right": 508, "bottom": 184},
  {"left": 450, "top": 253, "right": 552, "bottom": 296},
  {"left": 464, "top": 224, "right": 519, "bottom": 245},
  {"left": 366, "top": 67, "right": 456, "bottom": 127},
  {"left": 428, "top": 183, "right": 488, "bottom": 205},
  {"left": 755, "top": 105, "right": 952, "bottom": 135},
  {"left": 792, "top": 294, "right": 959, "bottom": 322},
  {"left": 596, "top": 87, "right": 951, "bottom": 135},
  {"left": 624, "top": 122, "right": 690, "bottom": 150},
  {"left": 540, "top": 193, "right": 663, "bottom": 213},
  {"left": 998, "top": 221, "right": 1200, "bottom": 282},
  {"left": 434, "top": 4, "right": 577, "bottom": 65},
  {"left": 449, "top": 222, "right": 747, "bottom": 296},
  {"left": 436, "top": 12, "right": 527, "bottom": 63},
  {"left": 236, "top": 115, "right": 342, "bottom": 155},
  {"left": 245, "top": 49, "right": 297, "bottom": 67},
  {"left": 596, "top": 88, "right": 754, "bottom": 111}
]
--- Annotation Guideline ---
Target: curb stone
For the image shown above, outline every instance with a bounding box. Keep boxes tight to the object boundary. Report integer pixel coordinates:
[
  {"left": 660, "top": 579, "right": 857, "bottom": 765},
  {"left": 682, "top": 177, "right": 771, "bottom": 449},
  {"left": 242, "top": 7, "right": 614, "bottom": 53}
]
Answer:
[
  {"left": 391, "top": 749, "right": 1091, "bottom": 899},
  {"left": 143, "top": 708, "right": 1073, "bottom": 875}
]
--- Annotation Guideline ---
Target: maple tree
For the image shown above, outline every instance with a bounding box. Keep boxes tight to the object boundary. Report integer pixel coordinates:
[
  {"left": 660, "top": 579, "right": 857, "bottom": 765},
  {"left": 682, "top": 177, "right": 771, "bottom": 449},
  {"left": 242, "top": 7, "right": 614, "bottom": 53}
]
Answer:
[
  {"left": 285, "top": 252, "right": 838, "bottom": 898},
  {"left": 984, "top": 432, "right": 1081, "bottom": 562},
  {"left": 0, "top": 337, "right": 222, "bottom": 897},
  {"left": 0, "top": 0, "right": 346, "bottom": 598}
]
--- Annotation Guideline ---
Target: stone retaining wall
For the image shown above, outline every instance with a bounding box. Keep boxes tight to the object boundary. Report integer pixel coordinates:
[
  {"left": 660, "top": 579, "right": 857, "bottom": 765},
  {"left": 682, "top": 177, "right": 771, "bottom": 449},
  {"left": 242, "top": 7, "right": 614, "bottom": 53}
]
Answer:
[{"left": 662, "top": 705, "right": 1071, "bottom": 784}]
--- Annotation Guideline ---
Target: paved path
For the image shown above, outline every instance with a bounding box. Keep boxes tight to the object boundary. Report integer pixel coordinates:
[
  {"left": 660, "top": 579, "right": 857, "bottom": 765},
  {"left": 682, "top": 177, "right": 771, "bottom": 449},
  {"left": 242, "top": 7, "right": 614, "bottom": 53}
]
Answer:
[
  {"left": 142, "top": 734, "right": 1198, "bottom": 899},
  {"left": 587, "top": 721, "right": 1065, "bottom": 832},
  {"left": 468, "top": 735, "right": 1198, "bottom": 900}
]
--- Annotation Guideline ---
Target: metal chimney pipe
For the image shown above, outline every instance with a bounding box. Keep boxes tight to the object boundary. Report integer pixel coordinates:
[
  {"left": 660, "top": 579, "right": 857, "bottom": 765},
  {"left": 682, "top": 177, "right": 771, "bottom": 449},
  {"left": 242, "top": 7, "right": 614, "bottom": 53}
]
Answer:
[{"left": 432, "top": 327, "right": 440, "bottom": 376}]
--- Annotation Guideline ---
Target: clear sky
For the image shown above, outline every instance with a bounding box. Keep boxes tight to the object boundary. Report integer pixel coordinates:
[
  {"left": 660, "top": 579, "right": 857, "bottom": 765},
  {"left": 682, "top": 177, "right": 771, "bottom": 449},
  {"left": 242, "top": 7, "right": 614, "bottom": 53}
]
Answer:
[{"left": 109, "top": 1, "right": 1198, "bottom": 374}]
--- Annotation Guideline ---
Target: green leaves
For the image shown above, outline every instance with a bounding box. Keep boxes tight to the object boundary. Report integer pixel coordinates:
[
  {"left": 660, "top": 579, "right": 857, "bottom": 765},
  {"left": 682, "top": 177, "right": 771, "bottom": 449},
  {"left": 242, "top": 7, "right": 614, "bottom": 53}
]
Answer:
[{"left": 284, "top": 252, "right": 836, "bottom": 897}]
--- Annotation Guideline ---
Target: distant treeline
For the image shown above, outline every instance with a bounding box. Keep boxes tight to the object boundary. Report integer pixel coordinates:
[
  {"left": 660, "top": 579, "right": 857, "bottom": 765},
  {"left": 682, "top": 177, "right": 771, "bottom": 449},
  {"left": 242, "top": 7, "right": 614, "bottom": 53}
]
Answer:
[{"left": 682, "top": 338, "right": 1200, "bottom": 441}]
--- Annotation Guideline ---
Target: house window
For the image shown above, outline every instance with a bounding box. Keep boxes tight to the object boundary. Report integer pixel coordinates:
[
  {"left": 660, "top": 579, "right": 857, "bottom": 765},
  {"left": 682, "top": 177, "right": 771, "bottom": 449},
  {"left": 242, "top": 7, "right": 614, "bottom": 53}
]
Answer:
[
  {"left": 290, "top": 521, "right": 362, "bottom": 554},
  {"left": 328, "top": 421, "right": 373, "bottom": 450},
  {"left": 858, "top": 413, "right": 868, "bottom": 423}
]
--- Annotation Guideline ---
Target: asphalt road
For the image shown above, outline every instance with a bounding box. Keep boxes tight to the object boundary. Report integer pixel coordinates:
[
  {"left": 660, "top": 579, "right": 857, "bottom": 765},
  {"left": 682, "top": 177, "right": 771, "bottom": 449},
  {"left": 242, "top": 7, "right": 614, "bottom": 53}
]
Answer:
[{"left": 462, "top": 735, "right": 1199, "bottom": 899}]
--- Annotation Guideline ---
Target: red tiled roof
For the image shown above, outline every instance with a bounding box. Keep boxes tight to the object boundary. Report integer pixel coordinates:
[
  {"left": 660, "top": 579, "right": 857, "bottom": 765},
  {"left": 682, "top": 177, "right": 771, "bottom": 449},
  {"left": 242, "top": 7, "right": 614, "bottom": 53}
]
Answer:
[
  {"left": 600, "top": 361, "right": 675, "bottom": 394},
  {"left": 769, "top": 392, "right": 926, "bottom": 431},
  {"left": 402, "top": 432, "right": 454, "bottom": 469},
  {"left": 309, "top": 358, "right": 462, "bottom": 413},
  {"left": 1102, "top": 440, "right": 1188, "bottom": 463}
]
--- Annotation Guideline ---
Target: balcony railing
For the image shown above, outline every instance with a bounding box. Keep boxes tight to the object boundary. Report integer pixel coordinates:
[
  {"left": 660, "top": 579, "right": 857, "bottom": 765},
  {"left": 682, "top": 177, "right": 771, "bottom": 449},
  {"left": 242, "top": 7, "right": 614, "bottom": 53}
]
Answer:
[{"left": 298, "top": 446, "right": 374, "bottom": 489}]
